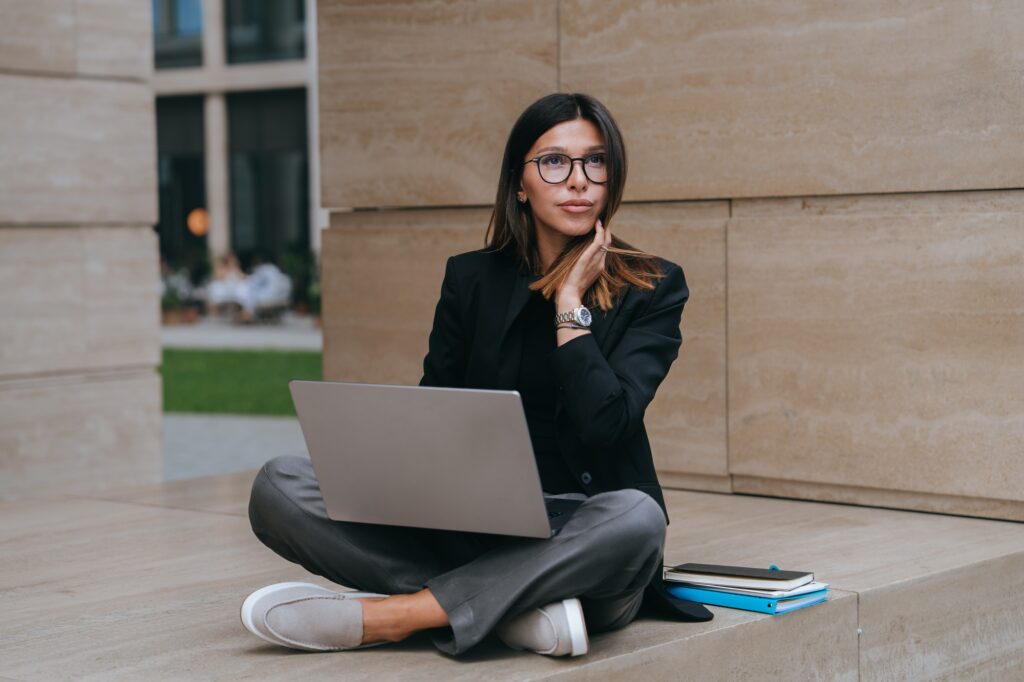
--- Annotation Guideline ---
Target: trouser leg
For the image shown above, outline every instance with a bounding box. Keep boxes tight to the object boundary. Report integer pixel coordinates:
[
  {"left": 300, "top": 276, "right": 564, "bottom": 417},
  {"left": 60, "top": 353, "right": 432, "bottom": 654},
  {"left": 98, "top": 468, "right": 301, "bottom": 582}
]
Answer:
[
  {"left": 580, "top": 590, "right": 646, "bottom": 633},
  {"left": 249, "top": 455, "right": 665, "bottom": 656},
  {"left": 425, "top": 488, "right": 666, "bottom": 655},
  {"left": 247, "top": 455, "right": 499, "bottom": 595}
]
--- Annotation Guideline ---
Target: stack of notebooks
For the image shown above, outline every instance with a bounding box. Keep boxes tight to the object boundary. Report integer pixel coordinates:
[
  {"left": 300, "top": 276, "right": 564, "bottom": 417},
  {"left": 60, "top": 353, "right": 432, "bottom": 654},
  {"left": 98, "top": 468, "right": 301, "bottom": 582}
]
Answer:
[{"left": 664, "top": 563, "right": 830, "bottom": 615}]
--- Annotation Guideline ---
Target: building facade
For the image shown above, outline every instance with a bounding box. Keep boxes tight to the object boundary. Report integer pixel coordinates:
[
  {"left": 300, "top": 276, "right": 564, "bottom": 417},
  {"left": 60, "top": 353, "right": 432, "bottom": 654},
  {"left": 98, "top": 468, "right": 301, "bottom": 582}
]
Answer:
[{"left": 153, "top": 0, "right": 324, "bottom": 304}]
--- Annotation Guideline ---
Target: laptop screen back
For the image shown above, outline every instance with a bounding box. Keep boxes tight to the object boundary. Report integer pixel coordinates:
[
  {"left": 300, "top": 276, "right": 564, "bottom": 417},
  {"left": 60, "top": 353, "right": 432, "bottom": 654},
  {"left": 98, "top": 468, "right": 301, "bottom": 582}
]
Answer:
[{"left": 289, "top": 380, "right": 553, "bottom": 538}]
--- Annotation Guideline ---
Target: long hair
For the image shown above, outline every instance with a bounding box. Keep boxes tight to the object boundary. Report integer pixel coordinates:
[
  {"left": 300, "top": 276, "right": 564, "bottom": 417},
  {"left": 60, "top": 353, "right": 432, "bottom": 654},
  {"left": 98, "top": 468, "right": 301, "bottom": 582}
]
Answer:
[{"left": 484, "top": 92, "right": 664, "bottom": 311}]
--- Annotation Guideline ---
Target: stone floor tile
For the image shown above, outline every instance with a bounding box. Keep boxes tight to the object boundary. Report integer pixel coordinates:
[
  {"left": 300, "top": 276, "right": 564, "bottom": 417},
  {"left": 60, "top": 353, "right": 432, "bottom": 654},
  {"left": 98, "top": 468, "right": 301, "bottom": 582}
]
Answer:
[
  {"left": 10, "top": 479, "right": 1023, "bottom": 679},
  {"left": 81, "top": 469, "right": 258, "bottom": 517}
]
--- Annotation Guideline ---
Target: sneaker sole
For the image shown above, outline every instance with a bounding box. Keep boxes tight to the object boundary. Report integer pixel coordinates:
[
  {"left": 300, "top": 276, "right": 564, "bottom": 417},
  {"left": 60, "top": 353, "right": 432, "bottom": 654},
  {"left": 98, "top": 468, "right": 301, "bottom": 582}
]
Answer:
[{"left": 561, "top": 598, "right": 589, "bottom": 656}]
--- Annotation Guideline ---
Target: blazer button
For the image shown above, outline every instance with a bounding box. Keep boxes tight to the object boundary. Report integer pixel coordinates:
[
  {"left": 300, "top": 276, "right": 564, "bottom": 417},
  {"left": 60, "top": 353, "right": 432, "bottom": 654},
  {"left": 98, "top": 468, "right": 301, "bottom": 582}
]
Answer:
[{"left": 580, "top": 471, "right": 592, "bottom": 485}]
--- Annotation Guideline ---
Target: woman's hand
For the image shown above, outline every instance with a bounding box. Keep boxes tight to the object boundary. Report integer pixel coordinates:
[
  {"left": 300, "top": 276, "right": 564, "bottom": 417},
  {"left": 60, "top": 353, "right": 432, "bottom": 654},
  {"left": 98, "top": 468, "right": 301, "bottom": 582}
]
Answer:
[{"left": 556, "top": 219, "right": 611, "bottom": 310}]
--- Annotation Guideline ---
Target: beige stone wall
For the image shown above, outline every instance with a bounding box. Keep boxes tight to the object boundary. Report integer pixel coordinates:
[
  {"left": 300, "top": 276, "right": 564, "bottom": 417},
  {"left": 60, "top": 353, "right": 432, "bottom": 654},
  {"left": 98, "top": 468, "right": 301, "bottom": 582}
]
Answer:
[
  {"left": 0, "top": 1, "right": 161, "bottom": 498},
  {"left": 318, "top": 1, "right": 1024, "bottom": 520}
]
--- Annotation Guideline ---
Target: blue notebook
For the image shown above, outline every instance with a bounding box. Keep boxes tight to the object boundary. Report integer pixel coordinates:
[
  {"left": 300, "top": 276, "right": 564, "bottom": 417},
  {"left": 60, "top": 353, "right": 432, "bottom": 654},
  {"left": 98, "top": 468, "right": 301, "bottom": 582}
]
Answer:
[{"left": 667, "top": 584, "right": 830, "bottom": 615}]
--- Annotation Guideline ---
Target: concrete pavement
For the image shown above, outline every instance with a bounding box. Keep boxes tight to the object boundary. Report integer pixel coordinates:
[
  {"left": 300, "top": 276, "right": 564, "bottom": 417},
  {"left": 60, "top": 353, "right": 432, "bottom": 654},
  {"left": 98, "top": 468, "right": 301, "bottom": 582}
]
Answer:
[
  {"left": 161, "top": 312, "right": 322, "bottom": 351},
  {"left": 162, "top": 413, "right": 308, "bottom": 481}
]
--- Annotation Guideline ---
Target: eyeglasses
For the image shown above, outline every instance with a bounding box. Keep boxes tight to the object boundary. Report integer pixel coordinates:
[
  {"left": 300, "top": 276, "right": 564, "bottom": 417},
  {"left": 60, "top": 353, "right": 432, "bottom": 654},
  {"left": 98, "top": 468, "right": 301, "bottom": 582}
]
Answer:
[{"left": 523, "top": 153, "right": 608, "bottom": 184}]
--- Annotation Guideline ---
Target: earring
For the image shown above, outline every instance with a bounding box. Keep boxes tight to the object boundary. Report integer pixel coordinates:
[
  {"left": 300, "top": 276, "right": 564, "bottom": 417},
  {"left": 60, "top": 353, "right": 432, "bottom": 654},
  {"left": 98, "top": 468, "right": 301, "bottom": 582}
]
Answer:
[{"left": 517, "top": 194, "right": 527, "bottom": 203}]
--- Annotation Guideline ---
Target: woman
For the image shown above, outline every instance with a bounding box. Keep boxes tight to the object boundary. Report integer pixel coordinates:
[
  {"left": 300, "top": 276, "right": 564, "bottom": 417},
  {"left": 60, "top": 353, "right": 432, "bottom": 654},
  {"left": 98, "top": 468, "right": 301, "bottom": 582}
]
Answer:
[{"left": 242, "top": 92, "right": 709, "bottom": 658}]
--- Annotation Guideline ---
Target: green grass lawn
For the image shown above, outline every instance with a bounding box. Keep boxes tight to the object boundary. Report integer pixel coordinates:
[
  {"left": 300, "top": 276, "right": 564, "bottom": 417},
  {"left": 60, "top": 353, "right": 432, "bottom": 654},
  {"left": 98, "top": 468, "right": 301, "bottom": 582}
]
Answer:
[{"left": 160, "top": 348, "right": 322, "bottom": 416}]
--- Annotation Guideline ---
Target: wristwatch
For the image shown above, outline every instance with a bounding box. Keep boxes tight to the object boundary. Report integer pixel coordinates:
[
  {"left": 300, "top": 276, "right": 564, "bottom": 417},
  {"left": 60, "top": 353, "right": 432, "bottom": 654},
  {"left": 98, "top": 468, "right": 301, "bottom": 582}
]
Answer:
[{"left": 554, "top": 305, "right": 592, "bottom": 329}]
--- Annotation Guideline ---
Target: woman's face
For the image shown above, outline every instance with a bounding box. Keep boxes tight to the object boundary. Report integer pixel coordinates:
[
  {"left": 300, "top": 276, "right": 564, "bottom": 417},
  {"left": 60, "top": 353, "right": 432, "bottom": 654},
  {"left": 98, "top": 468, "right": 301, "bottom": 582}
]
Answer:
[{"left": 519, "top": 118, "right": 608, "bottom": 248}]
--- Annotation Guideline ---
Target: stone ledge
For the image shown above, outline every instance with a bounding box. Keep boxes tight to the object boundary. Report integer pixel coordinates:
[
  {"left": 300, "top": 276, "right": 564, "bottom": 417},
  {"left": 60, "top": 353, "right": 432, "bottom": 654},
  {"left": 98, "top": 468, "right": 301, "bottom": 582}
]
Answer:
[{"left": 2, "top": 474, "right": 1021, "bottom": 679}]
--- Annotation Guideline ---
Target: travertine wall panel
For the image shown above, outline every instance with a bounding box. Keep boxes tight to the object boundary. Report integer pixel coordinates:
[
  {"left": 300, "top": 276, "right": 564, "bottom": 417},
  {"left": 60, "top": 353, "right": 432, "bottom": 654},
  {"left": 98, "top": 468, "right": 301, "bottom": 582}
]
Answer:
[
  {"left": 0, "top": 0, "right": 75, "bottom": 74},
  {"left": 612, "top": 202, "right": 729, "bottom": 490},
  {"left": 318, "top": 0, "right": 557, "bottom": 209},
  {"left": 0, "top": 74, "right": 157, "bottom": 225},
  {"left": 560, "top": 1, "right": 1024, "bottom": 202},
  {"left": 0, "top": 0, "right": 148, "bottom": 79},
  {"left": 75, "top": 0, "right": 153, "bottom": 79},
  {"left": 80, "top": 227, "right": 161, "bottom": 370},
  {"left": 0, "top": 227, "right": 160, "bottom": 378},
  {"left": 322, "top": 209, "right": 490, "bottom": 384},
  {"left": 318, "top": 2, "right": 1024, "bottom": 521},
  {"left": 0, "top": 371, "right": 161, "bottom": 500},
  {"left": 728, "top": 190, "right": 1024, "bottom": 506},
  {"left": 731, "top": 477, "right": 1024, "bottom": 523},
  {"left": 79, "top": 225, "right": 160, "bottom": 372},
  {"left": 0, "top": 0, "right": 160, "bottom": 498}
]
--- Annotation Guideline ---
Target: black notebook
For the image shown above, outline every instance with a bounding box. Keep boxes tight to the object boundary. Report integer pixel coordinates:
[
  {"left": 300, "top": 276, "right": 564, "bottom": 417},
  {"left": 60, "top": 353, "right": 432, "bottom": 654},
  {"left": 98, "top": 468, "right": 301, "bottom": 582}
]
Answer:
[{"left": 663, "top": 563, "right": 814, "bottom": 591}]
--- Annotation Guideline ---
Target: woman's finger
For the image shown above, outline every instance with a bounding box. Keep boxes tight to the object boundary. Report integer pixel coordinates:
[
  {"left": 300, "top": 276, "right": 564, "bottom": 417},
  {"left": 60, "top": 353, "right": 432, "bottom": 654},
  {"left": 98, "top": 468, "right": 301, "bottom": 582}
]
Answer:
[
  {"left": 595, "top": 219, "right": 607, "bottom": 253},
  {"left": 582, "top": 224, "right": 603, "bottom": 262}
]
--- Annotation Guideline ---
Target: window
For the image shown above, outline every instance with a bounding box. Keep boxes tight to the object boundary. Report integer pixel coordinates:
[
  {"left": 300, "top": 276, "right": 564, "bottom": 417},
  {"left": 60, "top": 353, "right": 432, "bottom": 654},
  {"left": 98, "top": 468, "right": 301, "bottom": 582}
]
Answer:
[
  {"left": 228, "top": 89, "right": 310, "bottom": 299},
  {"left": 153, "top": 0, "right": 203, "bottom": 69},
  {"left": 155, "top": 96, "right": 207, "bottom": 280},
  {"left": 225, "top": 0, "right": 305, "bottom": 64}
]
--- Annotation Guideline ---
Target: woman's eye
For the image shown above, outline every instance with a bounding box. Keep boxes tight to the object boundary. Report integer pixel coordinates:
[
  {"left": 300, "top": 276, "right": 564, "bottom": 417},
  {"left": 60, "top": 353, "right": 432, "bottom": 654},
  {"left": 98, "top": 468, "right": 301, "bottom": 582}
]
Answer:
[
  {"left": 540, "top": 155, "right": 566, "bottom": 166},
  {"left": 586, "top": 154, "right": 606, "bottom": 166}
]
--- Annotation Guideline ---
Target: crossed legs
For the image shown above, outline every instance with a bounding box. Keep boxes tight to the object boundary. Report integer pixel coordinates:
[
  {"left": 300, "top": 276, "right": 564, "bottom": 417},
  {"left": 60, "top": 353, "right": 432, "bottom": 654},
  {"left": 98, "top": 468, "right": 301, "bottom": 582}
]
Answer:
[{"left": 247, "top": 455, "right": 665, "bottom": 655}]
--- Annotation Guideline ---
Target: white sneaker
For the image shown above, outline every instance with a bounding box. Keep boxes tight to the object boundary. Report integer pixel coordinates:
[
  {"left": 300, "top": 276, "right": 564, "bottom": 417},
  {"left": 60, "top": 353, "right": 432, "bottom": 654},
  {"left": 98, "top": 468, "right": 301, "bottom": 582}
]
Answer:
[
  {"left": 240, "top": 582, "right": 388, "bottom": 652},
  {"left": 495, "top": 598, "right": 589, "bottom": 657}
]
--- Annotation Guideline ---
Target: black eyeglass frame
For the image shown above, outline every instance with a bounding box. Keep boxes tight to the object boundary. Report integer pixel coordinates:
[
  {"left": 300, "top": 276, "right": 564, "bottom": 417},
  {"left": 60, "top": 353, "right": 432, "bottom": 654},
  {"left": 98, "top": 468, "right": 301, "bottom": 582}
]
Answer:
[{"left": 522, "top": 153, "right": 609, "bottom": 185}]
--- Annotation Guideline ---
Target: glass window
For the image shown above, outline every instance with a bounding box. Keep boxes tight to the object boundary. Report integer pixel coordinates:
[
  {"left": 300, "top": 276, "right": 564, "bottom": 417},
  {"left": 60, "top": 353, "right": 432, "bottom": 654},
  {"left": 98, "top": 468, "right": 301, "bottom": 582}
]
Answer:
[
  {"left": 153, "top": 0, "right": 203, "bottom": 69},
  {"left": 225, "top": 0, "right": 305, "bottom": 64},
  {"left": 155, "top": 96, "right": 208, "bottom": 282},
  {"left": 228, "top": 89, "right": 311, "bottom": 302}
]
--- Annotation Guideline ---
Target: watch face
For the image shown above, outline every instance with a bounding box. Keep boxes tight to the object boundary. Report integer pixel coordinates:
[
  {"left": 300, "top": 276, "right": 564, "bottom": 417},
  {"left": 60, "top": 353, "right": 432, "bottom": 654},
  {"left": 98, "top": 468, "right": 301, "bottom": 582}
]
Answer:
[{"left": 577, "top": 307, "right": 592, "bottom": 326}]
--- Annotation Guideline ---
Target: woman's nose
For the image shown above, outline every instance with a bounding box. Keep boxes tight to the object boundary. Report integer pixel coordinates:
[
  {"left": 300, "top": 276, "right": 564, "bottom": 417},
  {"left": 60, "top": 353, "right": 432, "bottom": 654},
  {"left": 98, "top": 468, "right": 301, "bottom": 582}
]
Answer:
[{"left": 565, "top": 159, "right": 588, "bottom": 190}]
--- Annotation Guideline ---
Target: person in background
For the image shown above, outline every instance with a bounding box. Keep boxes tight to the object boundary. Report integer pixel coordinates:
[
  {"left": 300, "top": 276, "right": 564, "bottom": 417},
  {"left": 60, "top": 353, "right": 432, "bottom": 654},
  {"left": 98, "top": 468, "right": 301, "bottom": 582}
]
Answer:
[
  {"left": 236, "top": 254, "right": 292, "bottom": 322},
  {"left": 207, "top": 252, "right": 247, "bottom": 317}
]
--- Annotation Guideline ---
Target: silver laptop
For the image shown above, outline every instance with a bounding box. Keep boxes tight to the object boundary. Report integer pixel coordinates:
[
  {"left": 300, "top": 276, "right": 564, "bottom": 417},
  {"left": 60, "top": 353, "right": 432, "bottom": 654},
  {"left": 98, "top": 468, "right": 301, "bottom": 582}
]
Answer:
[{"left": 289, "top": 380, "right": 582, "bottom": 538}]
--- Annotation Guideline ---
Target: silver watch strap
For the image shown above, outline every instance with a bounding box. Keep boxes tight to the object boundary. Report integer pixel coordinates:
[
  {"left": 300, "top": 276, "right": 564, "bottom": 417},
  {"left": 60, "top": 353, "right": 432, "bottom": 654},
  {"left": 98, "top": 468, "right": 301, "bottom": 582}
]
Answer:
[
  {"left": 554, "top": 307, "right": 588, "bottom": 326},
  {"left": 554, "top": 309, "right": 575, "bottom": 326}
]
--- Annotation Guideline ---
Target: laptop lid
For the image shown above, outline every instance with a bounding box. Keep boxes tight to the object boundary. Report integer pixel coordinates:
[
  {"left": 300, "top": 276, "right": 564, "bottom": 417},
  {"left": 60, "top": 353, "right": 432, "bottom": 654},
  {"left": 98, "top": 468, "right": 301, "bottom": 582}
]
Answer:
[{"left": 289, "top": 380, "right": 554, "bottom": 538}]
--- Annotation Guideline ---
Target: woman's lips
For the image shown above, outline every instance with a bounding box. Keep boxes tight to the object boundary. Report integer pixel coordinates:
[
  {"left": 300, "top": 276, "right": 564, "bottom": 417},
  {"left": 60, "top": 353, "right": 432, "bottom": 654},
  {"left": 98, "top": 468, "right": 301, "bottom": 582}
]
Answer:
[{"left": 561, "top": 199, "right": 593, "bottom": 212}]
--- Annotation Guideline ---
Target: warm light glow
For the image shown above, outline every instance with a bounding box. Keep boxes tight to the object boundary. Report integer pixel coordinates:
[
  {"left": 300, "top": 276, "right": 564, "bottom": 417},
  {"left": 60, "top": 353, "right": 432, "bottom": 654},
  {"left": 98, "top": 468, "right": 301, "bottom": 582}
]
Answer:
[{"left": 186, "top": 208, "right": 209, "bottom": 237}]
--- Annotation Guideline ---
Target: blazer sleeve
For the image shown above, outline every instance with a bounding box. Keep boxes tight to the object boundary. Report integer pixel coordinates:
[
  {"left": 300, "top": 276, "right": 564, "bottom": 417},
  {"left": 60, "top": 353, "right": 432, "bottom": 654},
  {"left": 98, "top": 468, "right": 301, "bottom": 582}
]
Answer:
[
  {"left": 419, "top": 256, "right": 467, "bottom": 388},
  {"left": 550, "top": 262, "right": 688, "bottom": 448}
]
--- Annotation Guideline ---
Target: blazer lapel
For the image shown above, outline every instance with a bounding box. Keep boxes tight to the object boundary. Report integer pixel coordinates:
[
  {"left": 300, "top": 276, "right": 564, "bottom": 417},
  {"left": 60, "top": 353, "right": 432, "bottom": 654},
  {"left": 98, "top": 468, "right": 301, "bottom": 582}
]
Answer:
[
  {"left": 496, "top": 263, "right": 537, "bottom": 389},
  {"left": 499, "top": 264, "right": 537, "bottom": 348}
]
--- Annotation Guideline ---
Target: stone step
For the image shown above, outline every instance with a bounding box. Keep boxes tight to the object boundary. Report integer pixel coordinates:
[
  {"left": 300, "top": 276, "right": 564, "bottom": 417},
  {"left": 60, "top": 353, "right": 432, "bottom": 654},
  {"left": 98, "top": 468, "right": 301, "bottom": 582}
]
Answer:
[{"left": 2, "top": 473, "right": 1021, "bottom": 680}]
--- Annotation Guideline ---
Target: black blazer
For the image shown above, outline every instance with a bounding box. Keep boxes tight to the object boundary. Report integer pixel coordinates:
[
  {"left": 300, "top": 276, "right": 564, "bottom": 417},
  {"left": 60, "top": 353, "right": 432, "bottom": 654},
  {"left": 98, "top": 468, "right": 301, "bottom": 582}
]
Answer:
[{"left": 419, "top": 246, "right": 712, "bottom": 622}]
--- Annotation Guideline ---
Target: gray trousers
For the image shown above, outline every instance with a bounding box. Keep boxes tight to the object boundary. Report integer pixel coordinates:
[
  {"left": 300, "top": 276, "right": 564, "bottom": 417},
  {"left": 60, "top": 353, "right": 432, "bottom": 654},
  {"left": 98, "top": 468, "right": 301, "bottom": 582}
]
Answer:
[{"left": 248, "top": 455, "right": 666, "bottom": 655}]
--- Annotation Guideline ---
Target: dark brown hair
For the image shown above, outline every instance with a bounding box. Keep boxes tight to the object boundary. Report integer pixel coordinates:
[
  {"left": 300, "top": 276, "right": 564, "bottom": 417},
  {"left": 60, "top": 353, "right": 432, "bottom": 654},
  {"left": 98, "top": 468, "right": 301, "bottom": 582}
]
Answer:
[{"left": 484, "top": 92, "right": 664, "bottom": 310}]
